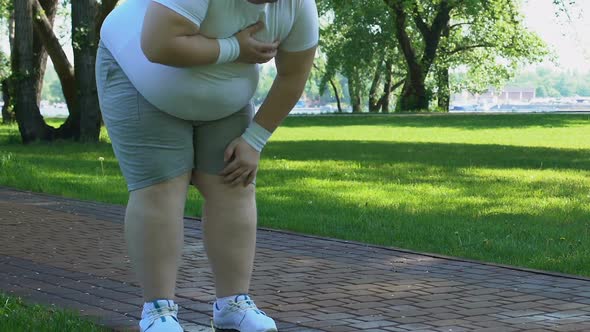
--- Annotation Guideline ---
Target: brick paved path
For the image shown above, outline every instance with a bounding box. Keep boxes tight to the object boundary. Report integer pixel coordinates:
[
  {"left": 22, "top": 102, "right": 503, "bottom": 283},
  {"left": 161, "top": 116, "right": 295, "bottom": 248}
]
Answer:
[{"left": 1, "top": 186, "right": 590, "bottom": 332}]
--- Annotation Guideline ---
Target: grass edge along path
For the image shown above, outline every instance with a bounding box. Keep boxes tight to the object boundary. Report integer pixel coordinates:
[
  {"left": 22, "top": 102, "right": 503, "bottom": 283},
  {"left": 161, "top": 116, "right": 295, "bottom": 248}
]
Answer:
[{"left": 1, "top": 113, "right": 590, "bottom": 277}]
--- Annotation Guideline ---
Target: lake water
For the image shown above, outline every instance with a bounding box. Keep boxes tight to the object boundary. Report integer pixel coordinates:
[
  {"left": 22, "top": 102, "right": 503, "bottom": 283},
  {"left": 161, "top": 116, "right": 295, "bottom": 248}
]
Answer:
[{"left": 28, "top": 102, "right": 590, "bottom": 118}]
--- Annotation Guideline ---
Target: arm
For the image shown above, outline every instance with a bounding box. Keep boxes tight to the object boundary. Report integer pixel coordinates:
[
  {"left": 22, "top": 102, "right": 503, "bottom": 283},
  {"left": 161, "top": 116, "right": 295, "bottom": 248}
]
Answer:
[
  {"left": 141, "top": 1, "right": 218, "bottom": 66},
  {"left": 253, "top": 46, "right": 317, "bottom": 132},
  {"left": 141, "top": 1, "right": 279, "bottom": 67},
  {"left": 220, "top": 46, "right": 317, "bottom": 186}
]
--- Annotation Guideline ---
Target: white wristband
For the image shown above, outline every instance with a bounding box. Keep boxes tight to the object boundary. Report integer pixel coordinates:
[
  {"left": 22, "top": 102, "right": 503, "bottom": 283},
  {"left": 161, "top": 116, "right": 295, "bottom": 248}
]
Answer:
[
  {"left": 241, "top": 122, "right": 272, "bottom": 152},
  {"left": 216, "top": 36, "right": 240, "bottom": 64}
]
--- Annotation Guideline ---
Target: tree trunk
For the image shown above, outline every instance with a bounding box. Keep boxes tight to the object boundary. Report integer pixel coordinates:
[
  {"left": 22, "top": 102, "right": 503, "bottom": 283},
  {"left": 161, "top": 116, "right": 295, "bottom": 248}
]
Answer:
[
  {"left": 380, "top": 58, "right": 394, "bottom": 113},
  {"left": 8, "top": 11, "right": 15, "bottom": 51},
  {"left": 3, "top": 14, "right": 15, "bottom": 124},
  {"left": 33, "top": 0, "right": 58, "bottom": 104},
  {"left": 1, "top": 79, "right": 12, "bottom": 124},
  {"left": 32, "top": 0, "right": 76, "bottom": 115},
  {"left": 328, "top": 78, "right": 343, "bottom": 113},
  {"left": 348, "top": 71, "right": 362, "bottom": 113},
  {"left": 436, "top": 66, "right": 450, "bottom": 111},
  {"left": 437, "top": 23, "right": 451, "bottom": 112},
  {"left": 397, "top": 79, "right": 428, "bottom": 112},
  {"left": 72, "top": 0, "right": 101, "bottom": 142},
  {"left": 368, "top": 62, "right": 382, "bottom": 113},
  {"left": 14, "top": 0, "right": 54, "bottom": 143},
  {"left": 385, "top": 0, "right": 452, "bottom": 112}
]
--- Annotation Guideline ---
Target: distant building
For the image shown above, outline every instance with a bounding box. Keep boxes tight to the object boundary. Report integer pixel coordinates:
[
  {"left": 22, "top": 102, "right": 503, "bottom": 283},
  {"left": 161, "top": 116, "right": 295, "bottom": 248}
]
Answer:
[
  {"left": 452, "top": 86, "right": 536, "bottom": 106},
  {"left": 495, "top": 87, "right": 536, "bottom": 103}
]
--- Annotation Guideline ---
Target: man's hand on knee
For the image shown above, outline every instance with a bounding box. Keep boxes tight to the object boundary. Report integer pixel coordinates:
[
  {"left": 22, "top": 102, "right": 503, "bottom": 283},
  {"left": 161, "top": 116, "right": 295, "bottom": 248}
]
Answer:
[{"left": 220, "top": 137, "right": 260, "bottom": 187}]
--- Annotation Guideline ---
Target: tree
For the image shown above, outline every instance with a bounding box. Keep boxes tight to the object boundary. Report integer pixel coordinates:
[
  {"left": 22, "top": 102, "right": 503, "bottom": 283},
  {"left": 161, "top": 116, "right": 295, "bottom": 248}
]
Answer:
[
  {"left": 9, "top": 0, "right": 117, "bottom": 142},
  {"left": 382, "top": 0, "right": 453, "bottom": 111},
  {"left": 434, "top": 0, "right": 548, "bottom": 110},
  {"left": 71, "top": 0, "right": 101, "bottom": 142},
  {"left": 1, "top": 0, "right": 14, "bottom": 124},
  {"left": 32, "top": 0, "right": 75, "bottom": 113},
  {"left": 13, "top": 0, "right": 55, "bottom": 142},
  {"left": 318, "top": 0, "right": 405, "bottom": 113},
  {"left": 319, "top": 0, "right": 552, "bottom": 112},
  {"left": 1, "top": 49, "right": 11, "bottom": 124},
  {"left": 313, "top": 56, "right": 345, "bottom": 112},
  {"left": 368, "top": 54, "right": 405, "bottom": 113}
]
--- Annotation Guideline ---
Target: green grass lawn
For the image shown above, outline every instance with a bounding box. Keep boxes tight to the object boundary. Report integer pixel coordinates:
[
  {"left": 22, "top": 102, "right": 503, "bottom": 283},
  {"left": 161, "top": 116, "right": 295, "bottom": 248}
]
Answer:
[
  {"left": 1, "top": 114, "right": 590, "bottom": 276},
  {"left": 0, "top": 292, "right": 109, "bottom": 332}
]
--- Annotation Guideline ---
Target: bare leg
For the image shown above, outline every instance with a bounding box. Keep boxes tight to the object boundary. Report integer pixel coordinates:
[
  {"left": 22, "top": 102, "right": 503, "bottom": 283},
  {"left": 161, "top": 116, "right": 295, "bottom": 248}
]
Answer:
[
  {"left": 124, "top": 172, "right": 191, "bottom": 302},
  {"left": 192, "top": 171, "right": 257, "bottom": 298}
]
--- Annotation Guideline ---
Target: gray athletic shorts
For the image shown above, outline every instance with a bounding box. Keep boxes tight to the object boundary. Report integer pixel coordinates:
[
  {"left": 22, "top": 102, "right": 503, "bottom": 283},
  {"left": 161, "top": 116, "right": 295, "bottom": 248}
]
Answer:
[{"left": 95, "top": 41, "right": 255, "bottom": 192}]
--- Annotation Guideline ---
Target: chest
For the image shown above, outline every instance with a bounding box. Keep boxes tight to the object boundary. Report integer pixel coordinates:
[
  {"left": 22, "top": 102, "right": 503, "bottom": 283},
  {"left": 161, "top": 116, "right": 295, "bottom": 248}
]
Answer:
[{"left": 199, "top": 0, "right": 297, "bottom": 43}]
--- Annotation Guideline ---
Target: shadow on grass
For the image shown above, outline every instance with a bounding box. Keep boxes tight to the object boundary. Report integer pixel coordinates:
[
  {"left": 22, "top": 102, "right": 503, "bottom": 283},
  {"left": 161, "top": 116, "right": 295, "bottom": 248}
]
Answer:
[
  {"left": 280, "top": 114, "right": 590, "bottom": 130},
  {"left": 264, "top": 140, "right": 590, "bottom": 171}
]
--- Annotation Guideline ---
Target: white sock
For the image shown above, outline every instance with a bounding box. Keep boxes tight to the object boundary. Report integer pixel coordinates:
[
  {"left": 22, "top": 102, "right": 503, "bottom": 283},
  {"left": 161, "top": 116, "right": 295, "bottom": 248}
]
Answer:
[
  {"left": 215, "top": 294, "right": 249, "bottom": 311},
  {"left": 142, "top": 299, "right": 176, "bottom": 318}
]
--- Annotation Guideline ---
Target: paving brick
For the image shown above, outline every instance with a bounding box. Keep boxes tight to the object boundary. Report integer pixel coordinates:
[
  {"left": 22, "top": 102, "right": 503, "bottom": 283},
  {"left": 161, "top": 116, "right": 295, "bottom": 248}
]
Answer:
[{"left": 3, "top": 187, "right": 590, "bottom": 331}]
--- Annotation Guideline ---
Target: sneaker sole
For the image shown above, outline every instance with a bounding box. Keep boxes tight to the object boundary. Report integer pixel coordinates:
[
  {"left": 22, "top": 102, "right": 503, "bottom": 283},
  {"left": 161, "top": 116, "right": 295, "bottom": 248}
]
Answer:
[
  {"left": 213, "top": 329, "right": 277, "bottom": 332},
  {"left": 210, "top": 320, "right": 278, "bottom": 332}
]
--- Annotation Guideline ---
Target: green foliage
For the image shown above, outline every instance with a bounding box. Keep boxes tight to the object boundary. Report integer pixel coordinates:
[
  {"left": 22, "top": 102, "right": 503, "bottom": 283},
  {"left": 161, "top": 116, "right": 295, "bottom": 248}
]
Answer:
[
  {"left": 509, "top": 68, "right": 590, "bottom": 97},
  {"left": 433, "top": 0, "right": 549, "bottom": 96},
  {"left": 41, "top": 63, "right": 66, "bottom": 104},
  {"left": 0, "top": 0, "right": 11, "bottom": 82},
  {"left": 0, "top": 50, "right": 9, "bottom": 82},
  {"left": 317, "top": 0, "right": 397, "bottom": 111},
  {"left": 0, "top": 0, "right": 12, "bottom": 19},
  {"left": 253, "top": 64, "right": 276, "bottom": 105},
  {"left": 318, "top": 0, "right": 551, "bottom": 111},
  {"left": 256, "top": 57, "right": 343, "bottom": 107}
]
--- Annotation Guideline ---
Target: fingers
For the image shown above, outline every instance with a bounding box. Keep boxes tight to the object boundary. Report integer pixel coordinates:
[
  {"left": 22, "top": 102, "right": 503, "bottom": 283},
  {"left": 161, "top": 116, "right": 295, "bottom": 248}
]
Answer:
[
  {"left": 245, "top": 170, "right": 256, "bottom": 187},
  {"left": 251, "top": 39, "right": 280, "bottom": 54},
  {"left": 247, "top": 39, "right": 278, "bottom": 63},
  {"left": 227, "top": 167, "right": 245, "bottom": 185},
  {"left": 224, "top": 167, "right": 250, "bottom": 187},
  {"left": 246, "top": 21, "right": 265, "bottom": 34},
  {"left": 219, "top": 133, "right": 261, "bottom": 186},
  {"left": 224, "top": 142, "right": 236, "bottom": 163},
  {"left": 220, "top": 160, "right": 255, "bottom": 185},
  {"left": 220, "top": 160, "right": 240, "bottom": 176},
  {"left": 256, "top": 49, "right": 278, "bottom": 64},
  {"left": 230, "top": 169, "right": 250, "bottom": 187},
  {"left": 236, "top": 21, "right": 280, "bottom": 64},
  {"left": 241, "top": 50, "right": 277, "bottom": 64}
]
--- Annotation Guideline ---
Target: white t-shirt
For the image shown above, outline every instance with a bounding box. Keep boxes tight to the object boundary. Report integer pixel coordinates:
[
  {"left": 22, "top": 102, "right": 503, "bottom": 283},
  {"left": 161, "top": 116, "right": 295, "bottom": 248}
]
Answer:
[{"left": 100, "top": 0, "right": 319, "bottom": 121}]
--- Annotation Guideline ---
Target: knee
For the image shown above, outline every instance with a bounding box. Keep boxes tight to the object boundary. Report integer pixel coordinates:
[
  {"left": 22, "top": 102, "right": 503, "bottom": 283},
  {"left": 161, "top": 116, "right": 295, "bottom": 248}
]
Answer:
[
  {"left": 128, "top": 173, "right": 190, "bottom": 217},
  {"left": 192, "top": 171, "right": 255, "bottom": 203},
  {"left": 203, "top": 185, "right": 256, "bottom": 212}
]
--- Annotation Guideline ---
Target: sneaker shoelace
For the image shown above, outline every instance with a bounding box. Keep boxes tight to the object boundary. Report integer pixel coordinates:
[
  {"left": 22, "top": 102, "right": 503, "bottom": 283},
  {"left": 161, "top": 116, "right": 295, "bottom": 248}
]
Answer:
[
  {"left": 143, "top": 304, "right": 179, "bottom": 325},
  {"left": 228, "top": 299, "right": 268, "bottom": 316}
]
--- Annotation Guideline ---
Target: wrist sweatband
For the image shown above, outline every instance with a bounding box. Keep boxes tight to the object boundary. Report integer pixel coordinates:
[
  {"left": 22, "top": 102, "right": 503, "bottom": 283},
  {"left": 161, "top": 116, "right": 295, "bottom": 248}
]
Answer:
[
  {"left": 216, "top": 36, "right": 240, "bottom": 64},
  {"left": 241, "top": 121, "right": 272, "bottom": 152}
]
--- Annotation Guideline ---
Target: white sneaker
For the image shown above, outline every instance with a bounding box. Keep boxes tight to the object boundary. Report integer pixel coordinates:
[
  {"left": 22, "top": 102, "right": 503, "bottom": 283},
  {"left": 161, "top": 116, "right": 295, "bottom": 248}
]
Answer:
[
  {"left": 139, "top": 299, "right": 183, "bottom": 332},
  {"left": 213, "top": 295, "right": 278, "bottom": 332}
]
